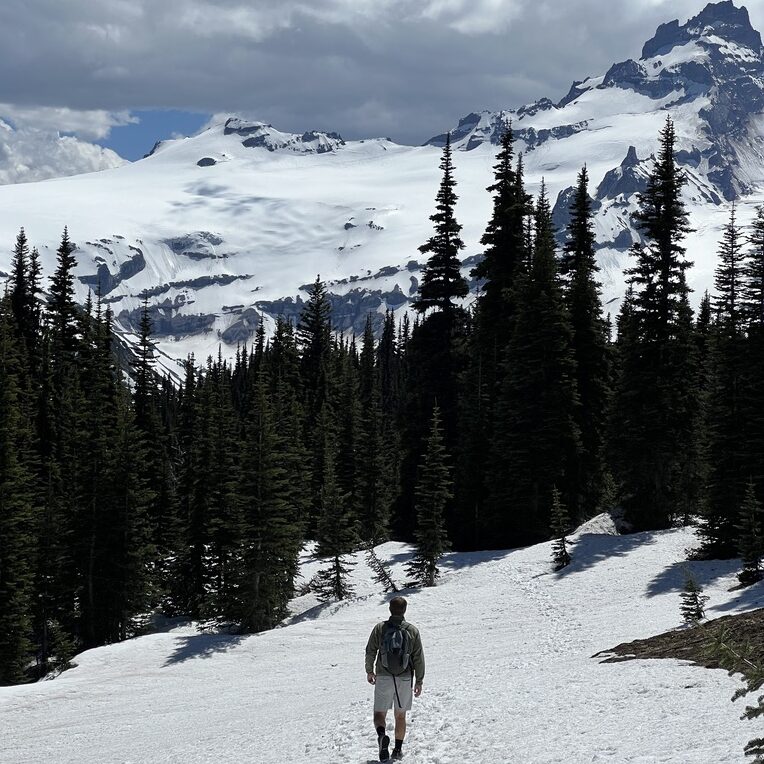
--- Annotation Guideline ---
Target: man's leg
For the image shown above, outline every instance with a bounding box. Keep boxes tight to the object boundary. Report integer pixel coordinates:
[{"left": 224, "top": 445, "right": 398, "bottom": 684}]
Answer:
[
  {"left": 393, "top": 710, "right": 406, "bottom": 741},
  {"left": 374, "top": 710, "right": 388, "bottom": 734}
]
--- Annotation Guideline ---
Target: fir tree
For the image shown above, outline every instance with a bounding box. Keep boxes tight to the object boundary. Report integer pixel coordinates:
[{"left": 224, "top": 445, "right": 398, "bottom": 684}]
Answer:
[
  {"left": 680, "top": 569, "right": 708, "bottom": 626},
  {"left": 314, "top": 450, "right": 359, "bottom": 601},
  {"left": 48, "top": 228, "right": 79, "bottom": 365},
  {"left": 487, "top": 183, "right": 580, "bottom": 546},
  {"left": 700, "top": 209, "right": 748, "bottom": 557},
  {"left": 611, "top": 117, "right": 698, "bottom": 530},
  {"left": 472, "top": 123, "right": 529, "bottom": 339},
  {"left": 406, "top": 407, "right": 452, "bottom": 587},
  {"left": 736, "top": 480, "right": 764, "bottom": 586},
  {"left": 561, "top": 166, "right": 611, "bottom": 519},
  {"left": 412, "top": 134, "right": 469, "bottom": 316},
  {"left": 238, "top": 371, "right": 305, "bottom": 631},
  {"left": 550, "top": 487, "right": 572, "bottom": 572},
  {"left": 0, "top": 297, "right": 37, "bottom": 684},
  {"left": 745, "top": 205, "right": 764, "bottom": 325}
]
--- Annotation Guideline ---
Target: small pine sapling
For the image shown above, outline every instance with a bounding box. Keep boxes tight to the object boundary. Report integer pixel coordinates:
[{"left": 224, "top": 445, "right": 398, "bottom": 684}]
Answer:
[
  {"left": 680, "top": 568, "right": 708, "bottom": 626},
  {"left": 737, "top": 480, "right": 764, "bottom": 587},
  {"left": 406, "top": 406, "right": 452, "bottom": 587},
  {"left": 550, "top": 487, "right": 572, "bottom": 571}
]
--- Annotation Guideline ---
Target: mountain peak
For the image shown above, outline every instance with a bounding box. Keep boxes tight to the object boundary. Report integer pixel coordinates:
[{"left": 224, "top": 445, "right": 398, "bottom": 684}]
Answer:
[{"left": 641, "top": 1, "right": 761, "bottom": 59}]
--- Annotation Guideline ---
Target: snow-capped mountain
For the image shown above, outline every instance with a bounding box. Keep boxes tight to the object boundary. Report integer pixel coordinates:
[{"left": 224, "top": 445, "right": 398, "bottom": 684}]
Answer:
[
  {"left": 0, "top": 519, "right": 759, "bottom": 762},
  {"left": 0, "top": 1, "right": 762, "bottom": 362}
]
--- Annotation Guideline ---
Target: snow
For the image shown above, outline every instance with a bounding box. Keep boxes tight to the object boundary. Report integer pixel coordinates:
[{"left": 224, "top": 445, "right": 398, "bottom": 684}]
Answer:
[{"left": 1, "top": 520, "right": 761, "bottom": 763}]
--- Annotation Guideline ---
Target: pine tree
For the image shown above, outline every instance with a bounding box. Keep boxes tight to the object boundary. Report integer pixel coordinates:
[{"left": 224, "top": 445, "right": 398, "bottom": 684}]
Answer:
[
  {"left": 680, "top": 569, "right": 708, "bottom": 626},
  {"left": 412, "top": 134, "right": 469, "bottom": 317},
  {"left": 745, "top": 205, "right": 764, "bottom": 325},
  {"left": 699, "top": 208, "right": 748, "bottom": 557},
  {"left": 297, "top": 278, "right": 335, "bottom": 529},
  {"left": 237, "top": 371, "right": 305, "bottom": 631},
  {"left": 458, "top": 128, "right": 531, "bottom": 549},
  {"left": 48, "top": 228, "right": 79, "bottom": 367},
  {"left": 0, "top": 297, "right": 37, "bottom": 684},
  {"left": 487, "top": 183, "right": 580, "bottom": 546},
  {"left": 314, "top": 450, "right": 359, "bottom": 601},
  {"left": 406, "top": 407, "right": 452, "bottom": 587},
  {"left": 736, "top": 480, "right": 764, "bottom": 586},
  {"left": 561, "top": 166, "right": 611, "bottom": 519},
  {"left": 472, "top": 123, "right": 529, "bottom": 340},
  {"left": 403, "top": 136, "right": 469, "bottom": 542},
  {"left": 611, "top": 117, "right": 698, "bottom": 530},
  {"left": 550, "top": 487, "right": 572, "bottom": 571}
]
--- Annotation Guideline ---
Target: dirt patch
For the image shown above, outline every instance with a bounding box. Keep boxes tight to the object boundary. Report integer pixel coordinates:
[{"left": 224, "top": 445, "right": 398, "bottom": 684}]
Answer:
[{"left": 595, "top": 608, "right": 764, "bottom": 680}]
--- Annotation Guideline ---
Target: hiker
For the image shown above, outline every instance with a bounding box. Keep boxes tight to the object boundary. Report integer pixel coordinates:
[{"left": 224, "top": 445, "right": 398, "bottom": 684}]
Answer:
[{"left": 365, "top": 596, "right": 425, "bottom": 761}]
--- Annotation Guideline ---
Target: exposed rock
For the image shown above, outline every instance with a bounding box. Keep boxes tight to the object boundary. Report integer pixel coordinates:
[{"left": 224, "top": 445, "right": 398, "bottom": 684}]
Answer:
[
  {"left": 164, "top": 231, "right": 225, "bottom": 260},
  {"left": 79, "top": 246, "right": 146, "bottom": 295},
  {"left": 197, "top": 157, "right": 217, "bottom": 167},
  {"left": 595, "top": 147, "right": 650, "bottom": 201},
  {"left": 137, "top": 274, "right": 251, "bottom": 299},
  {"left": 221, "top": 307, "right": 261, "bottom": 344},
  {"left": 118, "top": 297, "right": 216, "bottom": 338},
  {"left": 642, "top": 1, "right": 762, "bottom": 59}
]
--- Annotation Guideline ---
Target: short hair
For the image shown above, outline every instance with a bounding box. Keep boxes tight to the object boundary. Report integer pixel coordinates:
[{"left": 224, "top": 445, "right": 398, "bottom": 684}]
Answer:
[{"left": 389, "top": 596, "right": 407, "bottom": 616}]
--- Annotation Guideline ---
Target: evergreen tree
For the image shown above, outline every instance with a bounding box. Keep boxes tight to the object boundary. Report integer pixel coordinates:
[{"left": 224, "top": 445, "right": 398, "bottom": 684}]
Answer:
[
  {"left": 736, "top": 480, "right": 764, "bottom": 586},
  {"left": 561, "top": 166, "right": 611, "bottom": 519},
  {"left": 699, "top": 208, "right": 748, "bottom": 557},
  {"left": 610, "top": 117, "right": 698, "bottom": 530},
  {"left": 403, "top": 136, "right": 469, "bottom": 541},
  {"left": 0, "top": 297, "right": 37, "bottom": 684},
  {"left": 48, "top": 228, "right": 79, "bottom": 366},
  {"left": 314, "top": 450, "right": 359, "bottom": 601},
  {"left": 745, "top": 205, "right": 764, "bottom": 325},
  {"left": 487, "top": 183, "right": 580, "bottom": 546},
  {"left": 472, "top": 124, "right": 529, "bottom": 342},
  {"left": 680, "top": 569, "right": 708, "bottom": 625},
  {"left": 412, "top": 134, "right": 469, "bottom": 316},
  {"left": 550, "top": 487, "right": 572, "bottom": 571},
  {"left": 297, "top": 278, "right": 334, "bottom": 529},
  {"left": 406, "top": 407, "right": 452, "bottom": 587},
  {"left": 237, "top": 371, "right": 305, "bottom": 630}
]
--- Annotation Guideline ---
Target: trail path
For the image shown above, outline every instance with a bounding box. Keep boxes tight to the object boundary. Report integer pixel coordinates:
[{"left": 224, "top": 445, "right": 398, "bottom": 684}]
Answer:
[{"left": 1, "top": 524, "right": 760, "bottom": 763}]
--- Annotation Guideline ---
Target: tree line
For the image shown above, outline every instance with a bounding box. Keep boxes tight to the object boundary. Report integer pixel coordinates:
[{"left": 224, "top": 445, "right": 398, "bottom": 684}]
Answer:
[{"left": 1, "top": 116, "right": 763, "bottom": 686}]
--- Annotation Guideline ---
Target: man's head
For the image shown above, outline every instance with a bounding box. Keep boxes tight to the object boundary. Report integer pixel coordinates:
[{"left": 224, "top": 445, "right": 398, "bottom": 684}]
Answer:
[{"left": 389, "top": 596, "right": 407, "bottom": 617}]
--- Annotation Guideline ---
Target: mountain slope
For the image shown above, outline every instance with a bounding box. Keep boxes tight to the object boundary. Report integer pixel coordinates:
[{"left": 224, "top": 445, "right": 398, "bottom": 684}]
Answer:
[
  {"left": 0, "top": 521, "right": 760, "bottom": 763},
  {"left": 1, "top": 3, "right": 764, "bottom": 361}
]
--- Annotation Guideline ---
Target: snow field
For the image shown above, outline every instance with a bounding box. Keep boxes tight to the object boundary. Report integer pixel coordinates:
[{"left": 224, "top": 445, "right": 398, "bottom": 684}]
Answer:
[{"left": 1, "top": 521, "right": 762, "bottom": 763}]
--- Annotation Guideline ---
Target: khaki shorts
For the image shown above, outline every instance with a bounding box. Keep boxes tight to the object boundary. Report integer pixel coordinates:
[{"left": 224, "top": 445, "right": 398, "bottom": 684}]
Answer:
[{"left": 374, "top": 674, "right": 413, "bottom": 712}]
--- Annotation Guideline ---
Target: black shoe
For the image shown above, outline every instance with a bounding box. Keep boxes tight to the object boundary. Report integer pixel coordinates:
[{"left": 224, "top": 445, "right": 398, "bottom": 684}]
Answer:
[
  {"left": 392, "top": 747, "right": 404, "bottom": 760},
  {"left": 378, "top": 733, "right": 390, "bottom": 761}
]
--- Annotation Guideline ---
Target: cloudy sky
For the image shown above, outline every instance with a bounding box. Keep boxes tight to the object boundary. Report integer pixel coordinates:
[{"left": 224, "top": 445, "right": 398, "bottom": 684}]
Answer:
[{"left": 1, "top": 0, "right": 764, "bottom": 160}]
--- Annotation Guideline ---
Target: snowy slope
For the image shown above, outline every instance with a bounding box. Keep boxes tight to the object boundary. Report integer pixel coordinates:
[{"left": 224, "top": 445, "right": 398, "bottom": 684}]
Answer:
[
  {"left": 1, "top": 522, "right": 762, "bottom": 763},
  {"left": 1, "top": 2, "right": 764, "bottom": 361}
]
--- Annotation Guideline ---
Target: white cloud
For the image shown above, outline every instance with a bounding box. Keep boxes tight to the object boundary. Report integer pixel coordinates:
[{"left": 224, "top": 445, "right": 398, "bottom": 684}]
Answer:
[
  {"left": 0, "top": 120, "right": 125, "bottom": 185},
  {"left": 0, "top": 104, "right": 137, "bottom": 140},
  {"left": 0, "top": 0, "right": 760, "bottom": 146},
  {"left": 419, "top": 0, "right": 527, "bottom": 34}
]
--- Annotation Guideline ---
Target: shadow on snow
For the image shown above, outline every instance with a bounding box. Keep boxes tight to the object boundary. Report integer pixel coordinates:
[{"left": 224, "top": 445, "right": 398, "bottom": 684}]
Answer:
[{"left": 163, "top": 632, "right": 250, "bottom": 666}]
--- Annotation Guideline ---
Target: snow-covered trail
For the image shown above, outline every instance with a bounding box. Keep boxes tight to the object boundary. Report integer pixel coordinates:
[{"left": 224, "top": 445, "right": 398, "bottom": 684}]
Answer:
[{"left": 2, "top": 523, "right": 762, "bottom": 763}]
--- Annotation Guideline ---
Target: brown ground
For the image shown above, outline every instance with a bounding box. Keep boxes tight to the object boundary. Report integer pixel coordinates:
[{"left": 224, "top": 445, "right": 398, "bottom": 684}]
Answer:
[{"left": 594, "top": 608, "right": 764, "bottom": 680}]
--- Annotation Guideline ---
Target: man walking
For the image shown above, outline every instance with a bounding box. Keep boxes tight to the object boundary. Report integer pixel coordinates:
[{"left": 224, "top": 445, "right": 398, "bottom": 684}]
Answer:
[{"left": 365, "top": 596, "right": 425, "bottom": 761}]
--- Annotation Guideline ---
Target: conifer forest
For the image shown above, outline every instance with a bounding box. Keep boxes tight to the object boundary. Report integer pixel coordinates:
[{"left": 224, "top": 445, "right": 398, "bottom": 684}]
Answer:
[{"left": 3, "top": 116, "right": 764, "bottom": 686}]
